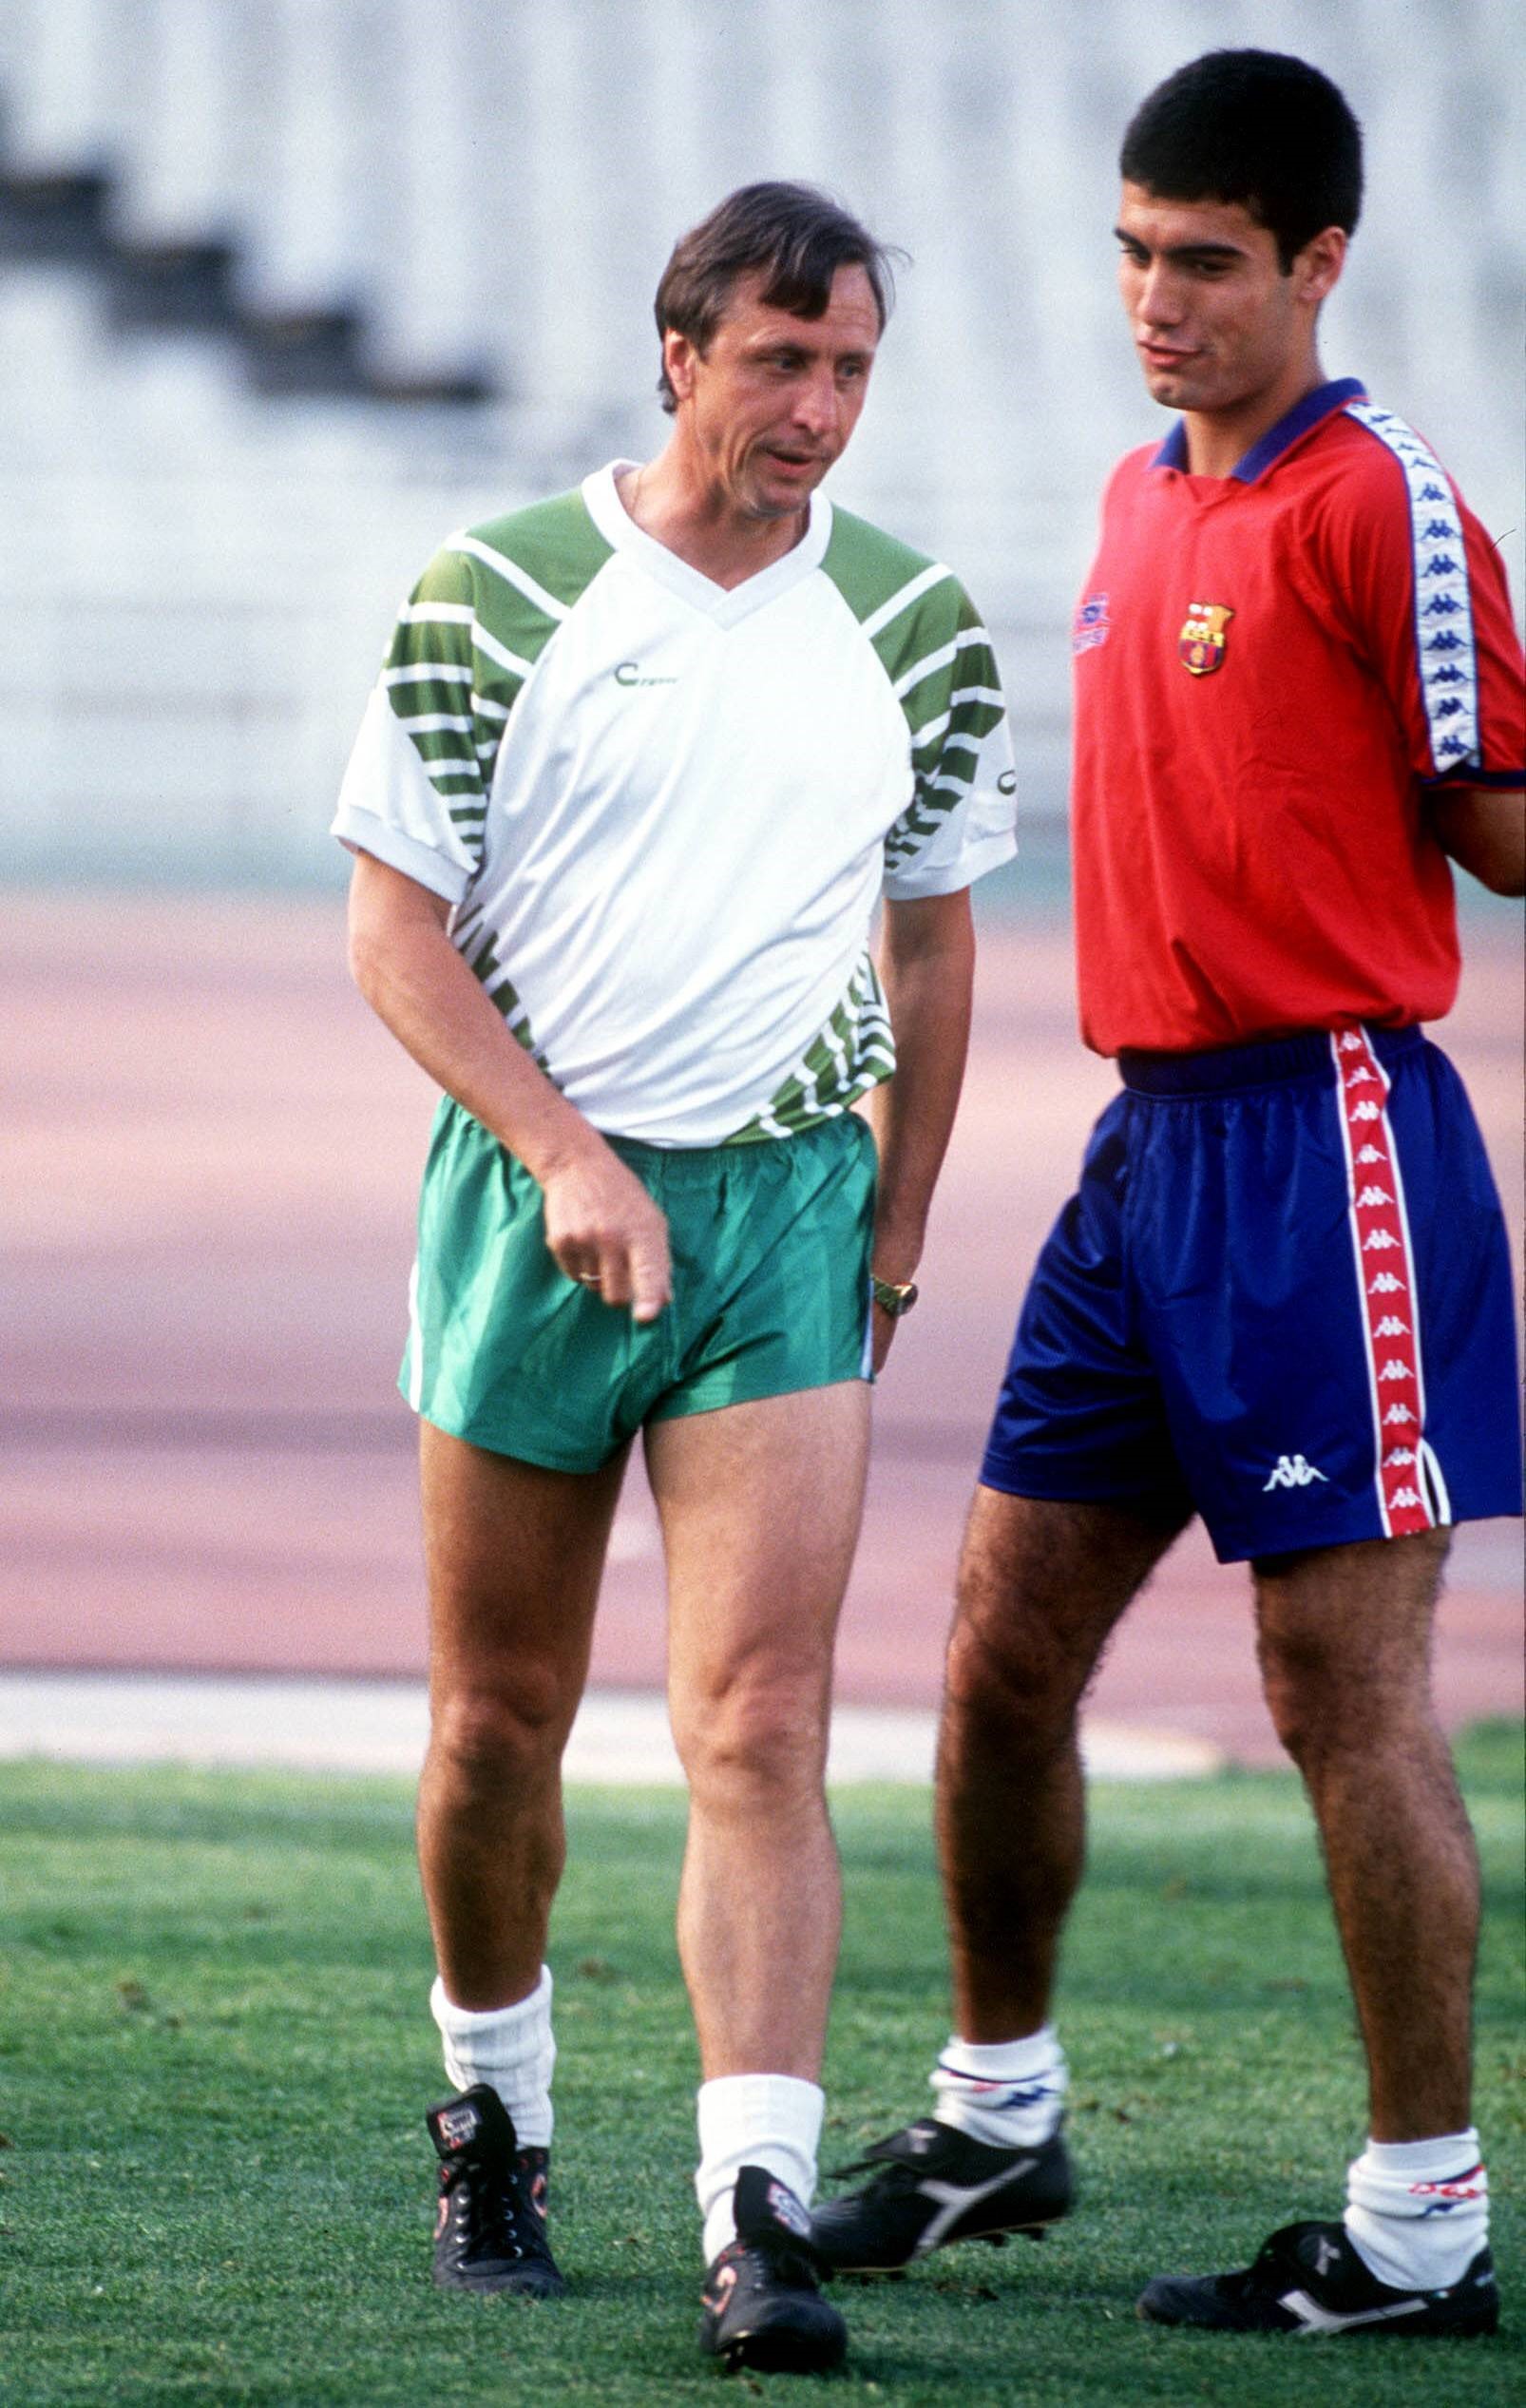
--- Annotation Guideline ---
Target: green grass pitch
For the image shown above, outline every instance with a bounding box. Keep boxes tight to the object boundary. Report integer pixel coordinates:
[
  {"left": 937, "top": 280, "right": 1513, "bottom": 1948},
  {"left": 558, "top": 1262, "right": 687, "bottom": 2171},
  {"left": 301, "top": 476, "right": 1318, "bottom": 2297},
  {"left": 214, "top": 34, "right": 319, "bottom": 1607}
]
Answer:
[{"left": 1, "top": 1725, "right": 1520, "bottom": 2405}]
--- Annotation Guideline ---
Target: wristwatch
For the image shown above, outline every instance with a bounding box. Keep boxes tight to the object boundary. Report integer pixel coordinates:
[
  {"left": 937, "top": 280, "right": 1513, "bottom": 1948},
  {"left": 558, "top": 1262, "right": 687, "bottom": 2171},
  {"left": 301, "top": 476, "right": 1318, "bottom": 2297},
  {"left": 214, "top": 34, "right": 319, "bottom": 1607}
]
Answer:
[{"left": 870, "top": 1274, "right": 920, "bottom": 1318}]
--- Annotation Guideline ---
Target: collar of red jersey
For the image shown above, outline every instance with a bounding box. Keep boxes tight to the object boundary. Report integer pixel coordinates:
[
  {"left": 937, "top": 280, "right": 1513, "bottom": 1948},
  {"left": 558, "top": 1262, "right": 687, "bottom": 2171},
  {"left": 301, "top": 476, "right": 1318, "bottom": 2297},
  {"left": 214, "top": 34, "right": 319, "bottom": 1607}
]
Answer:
[{"left": 1152, "top": 376, "right": 1368, "bottom": 485}]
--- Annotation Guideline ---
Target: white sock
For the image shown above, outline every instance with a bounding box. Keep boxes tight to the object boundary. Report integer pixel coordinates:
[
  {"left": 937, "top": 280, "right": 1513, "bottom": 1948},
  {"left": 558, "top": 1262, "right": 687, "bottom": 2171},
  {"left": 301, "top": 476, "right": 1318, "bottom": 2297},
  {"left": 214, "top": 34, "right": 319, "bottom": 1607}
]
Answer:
[
  {"left": 930, "top": 2026, "right": 1068, "bottom": 2148},
  {"left": 1345, "top": 2131, "right": 1488, "bottom": 2290},
  {"left": 429, "top": 1967, "right": 556, "bottom": 2149},
  {"left": 696, "top": 2074, "right": 824, "bottom": 2264}
]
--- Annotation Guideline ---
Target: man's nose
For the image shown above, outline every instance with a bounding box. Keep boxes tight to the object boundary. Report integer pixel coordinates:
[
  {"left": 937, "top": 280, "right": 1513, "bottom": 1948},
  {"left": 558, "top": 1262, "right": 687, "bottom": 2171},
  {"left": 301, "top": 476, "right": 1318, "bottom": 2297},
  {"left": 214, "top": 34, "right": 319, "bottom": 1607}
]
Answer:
[
  {"left": 1136, "top": 263, "right": 1186, "bottom": 325},
  {"left": 791, "top": 367, "right": 837, "bottom": 434}
]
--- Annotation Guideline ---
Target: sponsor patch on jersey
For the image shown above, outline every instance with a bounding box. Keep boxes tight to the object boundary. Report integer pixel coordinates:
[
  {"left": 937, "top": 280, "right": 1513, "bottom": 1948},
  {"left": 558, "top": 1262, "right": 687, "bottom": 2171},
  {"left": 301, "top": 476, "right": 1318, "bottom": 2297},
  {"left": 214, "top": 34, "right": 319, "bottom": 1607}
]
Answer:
[
  {"left": 1072, "top": 592, "right": 1111, "bottom": 654},
  {"left": 1178, "top": 601, "right": 1233, "bottom": 676}
]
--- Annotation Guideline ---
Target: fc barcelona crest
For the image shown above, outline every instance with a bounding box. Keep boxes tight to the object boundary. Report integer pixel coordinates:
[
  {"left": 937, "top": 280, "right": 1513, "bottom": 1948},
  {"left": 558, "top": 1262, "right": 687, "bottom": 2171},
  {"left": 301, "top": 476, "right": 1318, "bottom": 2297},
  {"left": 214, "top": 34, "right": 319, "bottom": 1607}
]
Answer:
[{"left": 1178, "top": 601, "right": 1233, "bottom": 676}]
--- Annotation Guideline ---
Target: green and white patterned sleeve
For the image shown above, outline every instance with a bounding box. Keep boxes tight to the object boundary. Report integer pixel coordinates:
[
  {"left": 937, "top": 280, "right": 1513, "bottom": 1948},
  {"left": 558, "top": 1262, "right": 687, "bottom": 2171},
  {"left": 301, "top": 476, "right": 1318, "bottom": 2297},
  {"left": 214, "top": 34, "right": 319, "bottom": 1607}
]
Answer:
[
  {"left": 332, "top": 544, "right": 513, "bottom": 904},
  {"left": 878, "top": 582, "right": 1018, "bottom": 901}
]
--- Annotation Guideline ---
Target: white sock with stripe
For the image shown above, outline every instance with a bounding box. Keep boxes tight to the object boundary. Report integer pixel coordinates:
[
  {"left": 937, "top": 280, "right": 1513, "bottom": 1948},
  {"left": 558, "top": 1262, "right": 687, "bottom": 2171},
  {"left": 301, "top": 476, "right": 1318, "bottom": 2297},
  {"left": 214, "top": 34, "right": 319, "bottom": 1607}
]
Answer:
[
  {"left": 429, "top": 1967, "right": 556, "bottom": 2149},
  {"left": 1345, "top": 2131, "right": 1488, "bottom": 2290},
  {"left": 930, "top": 2026, "right": 1068, "bottom": 2147},
  {"left": 696, "top": 2074, "right": 824, "bottom": 2264}
]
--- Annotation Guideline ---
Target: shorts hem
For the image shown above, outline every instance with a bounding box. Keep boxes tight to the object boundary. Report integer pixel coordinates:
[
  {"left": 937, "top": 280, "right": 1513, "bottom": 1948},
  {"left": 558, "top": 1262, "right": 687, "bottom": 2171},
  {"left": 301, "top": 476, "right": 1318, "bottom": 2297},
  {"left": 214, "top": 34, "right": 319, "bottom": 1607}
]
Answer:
[
  {"left": 978, "top": 1461, "right": 1189, "bottom": 1511},
  {"left": 411, "top": 1399, "right": 623, "bottom": 1476},
  {"left": 649, "top": 1361, "right": 871, "bottom": 1424},
  {"left": 1212, "top": 1497, "right": 1522, "bottom": 1568}
]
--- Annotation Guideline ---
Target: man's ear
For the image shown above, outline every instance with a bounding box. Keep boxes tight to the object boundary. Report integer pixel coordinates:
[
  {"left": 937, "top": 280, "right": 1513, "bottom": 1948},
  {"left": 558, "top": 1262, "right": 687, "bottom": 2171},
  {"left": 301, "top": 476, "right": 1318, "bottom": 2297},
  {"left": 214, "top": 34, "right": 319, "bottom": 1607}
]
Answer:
[
  {"left": 1296, "top": 223, "right": 1347, "bottom": 308},
  {"left": 663, "top": 329, "right": 698, "bottom": 406}
]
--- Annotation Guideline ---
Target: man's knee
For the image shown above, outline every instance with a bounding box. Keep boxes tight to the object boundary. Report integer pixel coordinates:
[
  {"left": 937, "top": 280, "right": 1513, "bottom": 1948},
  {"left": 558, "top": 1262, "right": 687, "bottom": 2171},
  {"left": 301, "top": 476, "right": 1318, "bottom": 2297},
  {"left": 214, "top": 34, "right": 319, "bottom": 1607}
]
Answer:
[
  {"left": 1254, "top": 1532, "right": 1449, "bottom": 1770},
  {"left": 673, "top": 1665, "right": 830, "bottom": 1811},
  {"left": 429, "top": 1665, "right": 576, "bottom": 1792},
  {"left": 944, "top": 1503, "right": 1124, "bottom": 1747}
]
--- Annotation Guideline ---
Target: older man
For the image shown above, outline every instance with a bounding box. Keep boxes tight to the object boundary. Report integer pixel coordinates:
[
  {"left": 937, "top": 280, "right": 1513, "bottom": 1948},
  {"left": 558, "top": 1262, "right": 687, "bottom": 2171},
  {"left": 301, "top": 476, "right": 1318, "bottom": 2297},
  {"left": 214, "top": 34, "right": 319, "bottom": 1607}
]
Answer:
[{"left": 334, "top": 182, "right": 1017, "bottom": 2372}]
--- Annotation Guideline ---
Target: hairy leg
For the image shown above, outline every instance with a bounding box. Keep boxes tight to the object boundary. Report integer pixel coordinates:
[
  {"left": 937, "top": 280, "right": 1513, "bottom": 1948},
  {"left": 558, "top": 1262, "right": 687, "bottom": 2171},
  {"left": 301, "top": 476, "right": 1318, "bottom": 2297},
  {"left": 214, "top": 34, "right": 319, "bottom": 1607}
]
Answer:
[
  {"left": 939, "top": 1489, "right": 1188, "bottom": 2040},
  {"left": 416, "top": 1421, "right": 628, "bottom": 2007},
  {"left": 1253, "top": 1528, "right": 1476, "bottom": 2139},
  {"left": 649, "top": 1382, "right": 871, "bottom": 2078}
]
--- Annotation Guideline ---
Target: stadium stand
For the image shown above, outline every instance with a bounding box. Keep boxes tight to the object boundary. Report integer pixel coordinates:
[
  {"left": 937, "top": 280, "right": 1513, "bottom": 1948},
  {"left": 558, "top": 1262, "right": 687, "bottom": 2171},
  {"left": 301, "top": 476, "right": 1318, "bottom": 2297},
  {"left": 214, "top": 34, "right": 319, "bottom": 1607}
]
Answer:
[{"left": 0, "top": 0, "right": 1520, "bottom": 880}]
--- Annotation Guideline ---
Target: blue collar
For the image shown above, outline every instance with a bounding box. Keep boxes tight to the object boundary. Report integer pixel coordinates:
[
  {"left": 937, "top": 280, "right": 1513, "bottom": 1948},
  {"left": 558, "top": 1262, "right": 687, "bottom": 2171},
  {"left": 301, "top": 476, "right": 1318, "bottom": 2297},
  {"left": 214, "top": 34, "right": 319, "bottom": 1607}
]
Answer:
[{"left": 1153, "top": 376, "right": 1367, "bottom": 483}]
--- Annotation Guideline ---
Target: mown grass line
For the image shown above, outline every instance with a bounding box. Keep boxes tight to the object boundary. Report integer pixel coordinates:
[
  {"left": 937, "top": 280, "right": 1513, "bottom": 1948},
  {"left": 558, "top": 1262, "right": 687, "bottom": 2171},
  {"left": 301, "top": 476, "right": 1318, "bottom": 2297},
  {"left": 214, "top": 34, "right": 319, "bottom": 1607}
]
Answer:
[{"left": 0, "top": 1724, "right": 1519, "bottom": 2406}]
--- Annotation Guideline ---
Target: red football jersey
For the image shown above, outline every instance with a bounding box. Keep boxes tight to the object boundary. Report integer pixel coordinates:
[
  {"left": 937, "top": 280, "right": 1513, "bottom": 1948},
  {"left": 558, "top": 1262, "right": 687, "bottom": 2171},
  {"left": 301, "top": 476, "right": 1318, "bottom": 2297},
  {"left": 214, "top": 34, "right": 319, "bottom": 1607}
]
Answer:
[{"left": 1071, "top": 379, "right": 1526, "bottom": 1057}]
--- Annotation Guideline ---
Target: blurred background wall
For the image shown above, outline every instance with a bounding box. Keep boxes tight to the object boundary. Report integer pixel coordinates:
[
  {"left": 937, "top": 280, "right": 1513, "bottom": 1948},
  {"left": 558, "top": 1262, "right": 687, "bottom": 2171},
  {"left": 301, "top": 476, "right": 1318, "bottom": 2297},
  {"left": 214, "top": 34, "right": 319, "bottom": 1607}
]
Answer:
[{"left": 1, "top": 0, "right": 1521, "bottom": 888}]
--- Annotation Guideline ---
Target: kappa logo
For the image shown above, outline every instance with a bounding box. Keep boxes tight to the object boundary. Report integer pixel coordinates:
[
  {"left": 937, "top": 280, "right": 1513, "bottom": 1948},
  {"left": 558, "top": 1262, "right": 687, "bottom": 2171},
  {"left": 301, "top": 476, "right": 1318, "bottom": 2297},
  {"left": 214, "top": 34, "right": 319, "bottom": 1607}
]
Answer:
[
  {"left": 1355, "top": 1183, "right": 1393, "bottom": 1207},
  {"left": 1378, "top": 1359, "right": 1412, "bottom": 1382},
  {"left": 1178, "top": 600, "right": 1233, "bottom": 676},
  {"left": 1368, "top": 1271, "right": 1403, "bottom": 1294},
  {"left": 1263, "top": 1453, "right": 1328, "bottom": 1491},
  {"left": 1355, "top": 1145, "right": 1384, "bottom": 1164},
  {"left": 1374, "top": 1315, "right": 1410, "bottom": 1337},
  {"left": 1363, "top": 1229, "right": 1400, "bottom": 1252}
]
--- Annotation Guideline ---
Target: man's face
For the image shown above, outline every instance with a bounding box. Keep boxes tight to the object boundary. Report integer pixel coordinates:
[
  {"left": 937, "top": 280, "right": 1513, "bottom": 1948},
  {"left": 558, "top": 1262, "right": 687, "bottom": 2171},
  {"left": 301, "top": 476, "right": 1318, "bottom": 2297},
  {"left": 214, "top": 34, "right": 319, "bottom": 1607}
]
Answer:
[
  {"left": 1115, "top": 183, "right": 1337, "bottom": 420},
  {"left": 664, "top": 263, "right": 881, "bottom": 520}
]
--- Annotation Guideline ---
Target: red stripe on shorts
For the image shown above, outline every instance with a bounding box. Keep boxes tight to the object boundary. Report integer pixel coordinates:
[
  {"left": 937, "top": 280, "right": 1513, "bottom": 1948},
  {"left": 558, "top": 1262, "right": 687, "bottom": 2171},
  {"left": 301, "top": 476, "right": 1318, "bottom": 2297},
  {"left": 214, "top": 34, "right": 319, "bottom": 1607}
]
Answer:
[{"left": 1329, "top": 1031, "right": 1435, "bottom": 1538}]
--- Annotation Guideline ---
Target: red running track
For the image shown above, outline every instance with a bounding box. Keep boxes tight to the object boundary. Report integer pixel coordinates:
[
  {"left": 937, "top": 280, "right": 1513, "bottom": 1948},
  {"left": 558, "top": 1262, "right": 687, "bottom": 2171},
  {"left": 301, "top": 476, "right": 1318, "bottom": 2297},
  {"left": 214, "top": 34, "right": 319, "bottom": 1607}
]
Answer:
[{"left": 3, "top": 889, "right": 1520, "bottom": 1766}]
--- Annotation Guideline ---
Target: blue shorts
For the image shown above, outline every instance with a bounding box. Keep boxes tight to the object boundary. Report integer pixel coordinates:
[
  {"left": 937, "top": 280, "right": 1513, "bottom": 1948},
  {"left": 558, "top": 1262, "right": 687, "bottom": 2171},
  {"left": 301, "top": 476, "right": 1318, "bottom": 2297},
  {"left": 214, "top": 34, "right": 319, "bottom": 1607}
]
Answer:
[{"left": 981, "top": 1025, "right": 1522, "bottom": 1563}]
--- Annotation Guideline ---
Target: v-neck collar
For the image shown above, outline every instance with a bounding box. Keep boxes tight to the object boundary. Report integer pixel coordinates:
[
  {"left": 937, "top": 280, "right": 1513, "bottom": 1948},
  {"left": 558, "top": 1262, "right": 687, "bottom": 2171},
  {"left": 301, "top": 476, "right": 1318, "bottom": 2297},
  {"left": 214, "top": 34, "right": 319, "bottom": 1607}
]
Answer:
[{"left": 582, "top": 462, "right": 833, "bottom": 627}]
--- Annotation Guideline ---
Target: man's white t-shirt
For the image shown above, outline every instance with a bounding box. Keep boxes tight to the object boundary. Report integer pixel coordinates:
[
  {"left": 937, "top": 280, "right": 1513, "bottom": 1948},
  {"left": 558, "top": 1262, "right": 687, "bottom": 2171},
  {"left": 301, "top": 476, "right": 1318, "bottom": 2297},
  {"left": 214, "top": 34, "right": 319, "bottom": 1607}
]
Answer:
[{"left": 334, "top": 466, "right": 1017, "bottom": 1145}]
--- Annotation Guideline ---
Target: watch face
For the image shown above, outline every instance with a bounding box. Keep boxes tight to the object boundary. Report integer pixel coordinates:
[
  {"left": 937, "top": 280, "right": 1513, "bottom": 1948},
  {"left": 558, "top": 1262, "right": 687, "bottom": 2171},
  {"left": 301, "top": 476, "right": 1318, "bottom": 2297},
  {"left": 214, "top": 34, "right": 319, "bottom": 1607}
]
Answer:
[{"left": 874, "top": 1278, "right": 918, "bottom": 1316}]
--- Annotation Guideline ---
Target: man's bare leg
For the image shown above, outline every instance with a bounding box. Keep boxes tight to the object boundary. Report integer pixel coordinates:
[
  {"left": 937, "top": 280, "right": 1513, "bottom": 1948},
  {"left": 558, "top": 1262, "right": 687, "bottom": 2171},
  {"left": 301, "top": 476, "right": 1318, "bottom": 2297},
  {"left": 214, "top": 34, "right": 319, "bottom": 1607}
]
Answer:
[
  {"left": 417, "top": 1421, "right": 628, "bottom": 2008},
  {"left": 650, "top": 1381, "right": 871, "bottom": 2078},
  {"left": 1252, "top": 1528, "right": 1474, "bottom": 2140},
  {"left": 939, "top": 1488, "right": 1187, "bottom": 2039},
  {"left": 810, "top": 1486, "right": 1187, "bottom": 2274},
  {"left": 1135, "top": 1527, "right": 1493, "bottom": 2322}
]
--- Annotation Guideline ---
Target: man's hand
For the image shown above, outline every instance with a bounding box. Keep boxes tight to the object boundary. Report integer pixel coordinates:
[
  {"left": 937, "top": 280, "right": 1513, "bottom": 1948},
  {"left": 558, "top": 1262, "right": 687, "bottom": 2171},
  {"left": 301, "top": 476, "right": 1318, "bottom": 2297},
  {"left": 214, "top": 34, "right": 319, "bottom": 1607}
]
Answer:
[
  {"left": 347, "top": 852, "right": 672, "bottom": 1319},
  {"left": 540, "top": 1142, "right": 672, "bottom": 1322}
]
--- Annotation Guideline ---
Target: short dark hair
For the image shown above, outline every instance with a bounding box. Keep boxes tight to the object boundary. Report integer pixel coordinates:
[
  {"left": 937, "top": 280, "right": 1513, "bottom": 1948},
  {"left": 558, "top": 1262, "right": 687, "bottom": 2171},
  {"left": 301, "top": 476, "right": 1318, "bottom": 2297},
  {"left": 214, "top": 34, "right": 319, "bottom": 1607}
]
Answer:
[
  {"left": 1120, "top": 49, "right": 1363, "bottom": 270},
  {"left": 654, "top": 182, "right": 899, "bottom": 411}
]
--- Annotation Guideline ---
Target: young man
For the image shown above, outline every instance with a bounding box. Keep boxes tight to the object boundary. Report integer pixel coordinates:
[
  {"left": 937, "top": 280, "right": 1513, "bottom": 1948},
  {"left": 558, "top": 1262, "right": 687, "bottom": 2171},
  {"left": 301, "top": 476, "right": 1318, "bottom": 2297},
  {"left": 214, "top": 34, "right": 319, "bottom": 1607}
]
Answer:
[
  {"left": 813, "top": 52, "right": 1523, "bottom": 2339},
  {"left": 334, "top": 182, "right": 1017, "bottom": 2373}
]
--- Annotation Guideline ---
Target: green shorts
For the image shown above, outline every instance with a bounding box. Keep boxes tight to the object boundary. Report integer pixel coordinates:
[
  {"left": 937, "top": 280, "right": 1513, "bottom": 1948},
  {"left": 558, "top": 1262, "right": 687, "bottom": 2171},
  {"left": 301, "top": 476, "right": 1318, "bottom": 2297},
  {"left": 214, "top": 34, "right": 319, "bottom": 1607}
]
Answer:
[{"left": 401, "top": 1099, "right": 878, "bottom": 1470}]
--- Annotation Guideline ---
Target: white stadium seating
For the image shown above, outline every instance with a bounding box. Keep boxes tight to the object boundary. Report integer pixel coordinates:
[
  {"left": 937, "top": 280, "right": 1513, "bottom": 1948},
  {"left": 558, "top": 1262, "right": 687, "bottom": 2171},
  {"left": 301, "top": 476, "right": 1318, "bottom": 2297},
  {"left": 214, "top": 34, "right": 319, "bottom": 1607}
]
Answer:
[{"left": 0, "top": 0, "right": 1519, "bottom": 880}]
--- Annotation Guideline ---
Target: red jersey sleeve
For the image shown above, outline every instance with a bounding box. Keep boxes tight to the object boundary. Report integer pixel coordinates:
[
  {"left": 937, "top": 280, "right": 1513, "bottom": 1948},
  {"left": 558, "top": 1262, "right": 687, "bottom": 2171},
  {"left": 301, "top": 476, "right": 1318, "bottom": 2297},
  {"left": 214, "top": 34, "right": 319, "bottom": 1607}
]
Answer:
[{"left": 1310, "top": 411, "right": 1526, "bottom": 786}]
